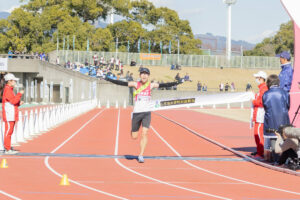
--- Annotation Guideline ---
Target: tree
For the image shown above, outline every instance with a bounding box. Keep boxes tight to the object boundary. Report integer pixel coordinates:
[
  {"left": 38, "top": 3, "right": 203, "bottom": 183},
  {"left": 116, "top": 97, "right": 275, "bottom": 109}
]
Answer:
[
  {"left": 0, "top": 0, "right": 202, "bottom": 55},
  {"left": 91, "top": 28, "right": 113, "bottom": 52},
  {"left": 108, "top": 20, "right": 145, "bottom": 52}
]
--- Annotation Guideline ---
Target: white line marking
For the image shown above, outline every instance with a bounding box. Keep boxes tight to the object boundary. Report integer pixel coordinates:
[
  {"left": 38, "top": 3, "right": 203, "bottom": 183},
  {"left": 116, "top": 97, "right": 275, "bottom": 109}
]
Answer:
[
  {"left": 151, "top": 124, "right": 300, "bottom": 196},
  {"left": 78, "top": 180, "right": 245, "bottom": 185},
  {"left": 44, "top": 109, "right": 128, "bottom": 200},
  {"left": 0, "top": 190, "right": 21, "bottom": 200},
  {"left": 114, "top": 109, "right": 231, "bottom": 200}
]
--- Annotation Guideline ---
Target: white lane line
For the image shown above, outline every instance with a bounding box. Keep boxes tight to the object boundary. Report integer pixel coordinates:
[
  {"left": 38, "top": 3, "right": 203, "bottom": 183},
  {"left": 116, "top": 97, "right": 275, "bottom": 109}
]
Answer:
[
  {"left": 151, "top": 124, "right": 300, "bottom": 196},
  {"left": 44, "top": 109, "right": 128, "bottom": 200},
  {"left": 0, "top": 190, "right": 21, "bottom": 200},
  {"left": 113, "top": 109, "right": 231, "bottom": 200}
]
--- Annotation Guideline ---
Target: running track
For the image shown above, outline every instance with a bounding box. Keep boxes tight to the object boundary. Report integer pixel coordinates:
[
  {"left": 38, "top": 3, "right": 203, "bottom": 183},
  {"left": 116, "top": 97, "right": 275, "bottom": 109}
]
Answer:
[{"left": 0, "top": 108, "right": 300, "bottom": 200}]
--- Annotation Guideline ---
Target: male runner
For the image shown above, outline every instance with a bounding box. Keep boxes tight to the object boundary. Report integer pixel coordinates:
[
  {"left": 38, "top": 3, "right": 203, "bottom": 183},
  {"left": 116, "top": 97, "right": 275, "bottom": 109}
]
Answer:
[{"left": 106, "top": 68, "right": 183, "bottom": 163}]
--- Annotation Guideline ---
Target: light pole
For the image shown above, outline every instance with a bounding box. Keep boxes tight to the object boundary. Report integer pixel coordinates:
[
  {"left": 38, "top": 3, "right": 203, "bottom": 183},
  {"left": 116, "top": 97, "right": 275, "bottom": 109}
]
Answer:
[{"left": 223, "top": 0, "right": 237, "bottom": 61}]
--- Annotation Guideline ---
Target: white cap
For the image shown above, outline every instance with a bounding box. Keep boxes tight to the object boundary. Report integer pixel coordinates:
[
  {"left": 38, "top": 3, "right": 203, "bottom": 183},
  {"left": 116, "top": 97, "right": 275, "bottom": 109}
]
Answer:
[
  {"left": 253, "top": 71, "right": 267, "bottom": 80},
  {"left": 4, "top": 73, "right": 19, "bottom": 81}
]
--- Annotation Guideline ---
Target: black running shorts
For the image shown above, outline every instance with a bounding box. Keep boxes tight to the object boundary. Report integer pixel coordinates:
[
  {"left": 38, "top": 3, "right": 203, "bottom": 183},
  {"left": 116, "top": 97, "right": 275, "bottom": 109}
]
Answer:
[{"left": 131, "top": 112, "right": 151, "bottom": 132}]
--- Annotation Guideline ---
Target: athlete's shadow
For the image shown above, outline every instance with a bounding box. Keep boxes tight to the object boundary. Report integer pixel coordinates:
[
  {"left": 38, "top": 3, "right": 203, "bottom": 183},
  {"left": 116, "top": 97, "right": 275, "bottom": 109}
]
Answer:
[
  {"left": 232, "top": 147, "right": 256, "bottom": 152},
  {"left": 124, "top": 155, "right": 138, "bottom": 161}
]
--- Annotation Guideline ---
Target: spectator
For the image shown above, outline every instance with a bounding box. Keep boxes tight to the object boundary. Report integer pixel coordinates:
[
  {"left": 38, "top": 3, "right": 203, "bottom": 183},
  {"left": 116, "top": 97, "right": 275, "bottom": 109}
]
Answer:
[
  {"left": 274, "top": 126, "right": 299, "bottom": 165},
  {"left": 128, "top": 73, "right": 134, "bottom": 81},
  {"left": 175, "top": 63, "right": 181, "bottom": 70},
  {"left": 225, "top": 83, "right": 229, "bottom": 92},
  {"left": 8, "top": 50, "right": 13, "bottom": 59},
  {"left": 184, "top": 73, "right": 192, "bottom": 82},
  {"left": 139, "top": 65, "right": 143, "bottom": 72},
  {"left": 246, "top": 82, "right": 252, "bottom": 91},
  {"left": 197, "top": 81, "right": 202, "bottom": 91},
  {"left": 2, "top": 73, "right": 24, "bottom": 154},
  {"left": 130, "top": 60, "right": 136, "bottom": 66},
  {"left": 219, "top": 82, "right": 224, "bottom": 92},
  {"left": 110, "top": 56, "right": 115, "bottom": 70},
  {"left": 231, "top": 82, "right": 235, "bottom": 92},
  {"left": 251, "top": 71, "right": 268, "bottom": 159},
  {"left": 100, "top": 56, "right": 104, "bottom": 67},
  {"left": 93, "top": 53, "right": 98, "bottom": 66},
  {"left": 202, "top": 84, "right": 207, "bottom": 92},
  {"left": 277, "top": 51, "right": 293, "bottom": 92},
  {"left": 170, "top": 64, "right": 175, "bottom": 70},
  {"left": 125, "top": 71, "right": 130, "bottom": 80},
  {"left": 120, "top": 62, "right": 124, "bottom": 75},
  {"left": 263, "top": 74, "right": 290, "bottom": 162},
  {"left": 96, "top": 69, "right": 104, "bottom": 79},
  {"left": 175, "top": 73, "right": 181, "bottom": 82},
  {"left": 84, "top": 59, "right": 89, "bottom": 66},
  {"left": 115, "top": 57, "right": 120, "bottom": 71},
  {"left": 56, "top": 56, "right": 60, "bottom": 65}
]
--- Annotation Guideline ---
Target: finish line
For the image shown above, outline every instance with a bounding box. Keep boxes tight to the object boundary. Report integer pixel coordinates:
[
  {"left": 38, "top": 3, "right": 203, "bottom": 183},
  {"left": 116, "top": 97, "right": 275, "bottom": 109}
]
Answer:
[{"left": 5, "top": 152, "right": 247, "bottom": 162}]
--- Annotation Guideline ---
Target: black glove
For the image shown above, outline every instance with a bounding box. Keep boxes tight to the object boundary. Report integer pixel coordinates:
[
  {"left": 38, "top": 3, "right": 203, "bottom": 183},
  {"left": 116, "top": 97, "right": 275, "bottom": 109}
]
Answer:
[{"left": 105, "top": 76, "right": 128, "bottom": 86}]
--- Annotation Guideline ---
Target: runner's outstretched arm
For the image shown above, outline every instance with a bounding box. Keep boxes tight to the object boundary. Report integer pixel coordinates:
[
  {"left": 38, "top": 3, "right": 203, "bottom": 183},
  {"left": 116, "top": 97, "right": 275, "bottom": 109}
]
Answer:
[
  {"left": 152, "top": 79, "right": 184, "bottom": 89},
  {"left": 105, "top": 76, "right": 137, "bottom": 88}
]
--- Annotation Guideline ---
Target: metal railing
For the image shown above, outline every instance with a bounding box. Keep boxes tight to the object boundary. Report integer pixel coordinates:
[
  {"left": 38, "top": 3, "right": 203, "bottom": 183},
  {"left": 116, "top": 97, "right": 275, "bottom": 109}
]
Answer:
[{"left": 51, "top": 50, "right": 282, "bottom": 69}]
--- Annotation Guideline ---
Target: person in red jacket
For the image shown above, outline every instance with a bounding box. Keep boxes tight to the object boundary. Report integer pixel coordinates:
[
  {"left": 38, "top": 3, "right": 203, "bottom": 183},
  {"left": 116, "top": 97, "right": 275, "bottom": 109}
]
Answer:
[
  {"left": 251, "top": 71, "right": 268, "bottom": 159},
  {"left": 2, "top": 73, "right": 24, "bottom": 154}
]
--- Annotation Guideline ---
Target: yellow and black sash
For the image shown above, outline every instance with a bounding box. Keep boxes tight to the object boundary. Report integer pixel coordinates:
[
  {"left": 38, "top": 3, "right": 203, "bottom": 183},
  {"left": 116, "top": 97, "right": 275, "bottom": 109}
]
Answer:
[{"left": 133, "top": 81, "right": 150, "bottom": 98}]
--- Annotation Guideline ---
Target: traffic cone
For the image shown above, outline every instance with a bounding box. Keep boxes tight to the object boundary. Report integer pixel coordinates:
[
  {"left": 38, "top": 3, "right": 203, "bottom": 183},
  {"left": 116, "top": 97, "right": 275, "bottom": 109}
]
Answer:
[
  {"left": 123, "top": 99, "right": 127, "bottom": 109},
  {"left": 0, "top": 159, "right": 8, "bottom": 168},
  {"left": 106, "top": 100, "right": 110, "bottom": 108},
  {"left": 59, "top": 174, "right": 70, "bottom": 186}
]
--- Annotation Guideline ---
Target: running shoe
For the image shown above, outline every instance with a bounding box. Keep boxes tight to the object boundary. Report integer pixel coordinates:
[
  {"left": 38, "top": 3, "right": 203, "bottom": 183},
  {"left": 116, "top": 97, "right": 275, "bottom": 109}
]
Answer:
[
  {"left": 5, "top": 149, "right": 18, "bottom": 155},
  {"left": 138, "top": 155, "right": 144, "bottom": 163},
  {"left": 251, "top": 151, "right": 257, "bottom": 156}
]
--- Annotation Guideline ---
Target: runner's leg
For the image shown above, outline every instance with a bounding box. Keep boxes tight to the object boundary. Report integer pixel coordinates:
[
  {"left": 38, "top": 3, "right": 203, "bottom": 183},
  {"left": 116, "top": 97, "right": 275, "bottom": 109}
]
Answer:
[
  {"left": 139, "top": 127, "right": 148, "bottom": 156},
  {"left": 139, "top": 112, "right": 151, "bottom": 156}
]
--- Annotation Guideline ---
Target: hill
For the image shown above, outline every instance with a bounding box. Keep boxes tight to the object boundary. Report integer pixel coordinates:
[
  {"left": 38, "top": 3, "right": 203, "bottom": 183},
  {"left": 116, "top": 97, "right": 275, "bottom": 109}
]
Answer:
[
  {"left": 195, "top": 33, "right": 255, "bottom": 55},
  {"left": 0, "top": 12, "right": 9, "bottom": 19}
]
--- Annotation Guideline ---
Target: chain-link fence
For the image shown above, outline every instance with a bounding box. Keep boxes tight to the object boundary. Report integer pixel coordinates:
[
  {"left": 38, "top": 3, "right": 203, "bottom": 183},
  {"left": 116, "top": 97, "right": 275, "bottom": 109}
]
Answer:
[{"left": 51, "top": 50, "right": 282, "bottom": 69}]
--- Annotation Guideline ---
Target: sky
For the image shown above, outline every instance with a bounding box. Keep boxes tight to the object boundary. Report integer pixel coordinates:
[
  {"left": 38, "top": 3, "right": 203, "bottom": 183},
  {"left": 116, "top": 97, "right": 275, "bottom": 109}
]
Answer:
[{"left": 0, "top": 0, "right": 291, "bottom": 44}]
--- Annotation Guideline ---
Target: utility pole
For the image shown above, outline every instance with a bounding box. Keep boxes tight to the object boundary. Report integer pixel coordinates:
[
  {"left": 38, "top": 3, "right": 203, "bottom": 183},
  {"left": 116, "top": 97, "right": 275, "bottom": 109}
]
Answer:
[{"left": 223, "top": 0, "right": 237, "bottom": 62}]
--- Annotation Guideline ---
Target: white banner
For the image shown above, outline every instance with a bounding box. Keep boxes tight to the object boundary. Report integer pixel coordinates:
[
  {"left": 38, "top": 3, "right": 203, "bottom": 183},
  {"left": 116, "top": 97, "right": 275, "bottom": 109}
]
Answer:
[
  {"left": 134, "top": 92, "right": 255, "bottom": 113},
  {"left": 0, "top": 58, "right": 8, "bottom": 71}
]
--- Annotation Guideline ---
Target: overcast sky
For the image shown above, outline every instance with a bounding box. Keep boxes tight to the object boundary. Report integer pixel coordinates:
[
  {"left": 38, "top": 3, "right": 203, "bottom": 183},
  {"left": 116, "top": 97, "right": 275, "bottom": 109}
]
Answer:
[{"left": 0, "top": 0, "right": 291, "bottom": 44}]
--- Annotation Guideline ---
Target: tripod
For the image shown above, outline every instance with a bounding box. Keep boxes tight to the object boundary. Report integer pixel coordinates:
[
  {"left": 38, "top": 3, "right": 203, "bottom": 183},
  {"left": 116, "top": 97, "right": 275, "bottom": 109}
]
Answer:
[{"left": 292, "top": 105, "right": 300, "bottom": 125}]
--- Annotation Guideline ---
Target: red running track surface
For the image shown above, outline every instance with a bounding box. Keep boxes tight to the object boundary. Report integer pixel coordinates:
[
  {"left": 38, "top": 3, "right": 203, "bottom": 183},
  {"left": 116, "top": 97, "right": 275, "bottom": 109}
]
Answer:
[{"left": 0, "top": 108, "right": 299, "bottom": 200}]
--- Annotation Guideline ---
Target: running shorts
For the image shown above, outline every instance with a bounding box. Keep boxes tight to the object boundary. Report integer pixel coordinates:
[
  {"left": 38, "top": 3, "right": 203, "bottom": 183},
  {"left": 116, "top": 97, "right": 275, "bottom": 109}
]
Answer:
[{"left": 131, "top": 112, "right": 151, "bottom": 132}]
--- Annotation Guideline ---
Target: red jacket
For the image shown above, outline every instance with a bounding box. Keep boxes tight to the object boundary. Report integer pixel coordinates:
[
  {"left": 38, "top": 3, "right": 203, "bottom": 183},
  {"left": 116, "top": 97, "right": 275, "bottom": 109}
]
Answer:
[
  {"left": 2, "top": 85, "right": 22, "bottom": 122},
  {"left": 252, "top": 82, "right": 268, "bottom": 122}
]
